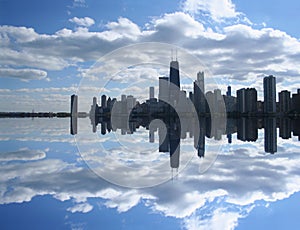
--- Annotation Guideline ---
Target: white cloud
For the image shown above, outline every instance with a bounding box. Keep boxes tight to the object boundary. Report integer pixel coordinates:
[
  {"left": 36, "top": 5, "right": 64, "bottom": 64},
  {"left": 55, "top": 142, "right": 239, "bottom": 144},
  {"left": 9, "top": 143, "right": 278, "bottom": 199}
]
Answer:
[
  {"left": 150, "top": 12, "right": 205, "bottom": 39},
  {"left": 69, "top": 17, "right": 95, "bottom": 27},
  {"left": 183, "top": 208, "right": 244, "bottom": 230},
  {"left": 0, "top": 68, "right": 47, "bottom": 80},
  {"left": 103, "top": 17, "right": 142, "bottom": 40},
  {"left": 181, "top": 0, "right": 239, "bottom": 22},
  {"left": 67, "top": 203, "right": 93, "bottom": 213}
]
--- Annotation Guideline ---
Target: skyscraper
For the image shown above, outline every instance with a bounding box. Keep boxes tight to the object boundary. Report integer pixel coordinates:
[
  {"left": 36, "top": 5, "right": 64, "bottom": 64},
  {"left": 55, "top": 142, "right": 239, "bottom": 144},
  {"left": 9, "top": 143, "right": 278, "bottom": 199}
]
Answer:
[
  {"left": 169, "top": 60, "right": 180, "bottom": 88},
  {"left": 169, "top": 60, "right": 180, "bottom": 105},
  {"left": 149, "top": 86, "right": 154, "bottom": 99},
  {"left": 194, "top": 71, "right": 206, "bottom": 114},
  {"left": 70, "top": 94, "right": 78, "bottom": 135},
  {"left": 264, "top": 75, "right": 276, "bottom": 113},
  {"left": 279, "top": 90, "right": 291, "bottom": 114},
  {"left": 159, "top": 77, "right": 169, "bottom": 102}
]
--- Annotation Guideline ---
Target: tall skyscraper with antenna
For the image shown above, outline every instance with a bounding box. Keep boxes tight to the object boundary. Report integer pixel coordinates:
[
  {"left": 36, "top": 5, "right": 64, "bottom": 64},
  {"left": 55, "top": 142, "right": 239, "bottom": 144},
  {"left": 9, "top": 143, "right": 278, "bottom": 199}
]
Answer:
[{"left": 169, "top": 50, "right": 180, "bottom": 105}]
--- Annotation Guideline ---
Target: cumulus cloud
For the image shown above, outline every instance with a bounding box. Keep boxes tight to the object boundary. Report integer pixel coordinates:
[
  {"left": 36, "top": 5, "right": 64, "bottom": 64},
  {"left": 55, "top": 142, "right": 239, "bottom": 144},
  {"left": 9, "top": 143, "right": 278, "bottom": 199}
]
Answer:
[
  {"left": 1, "top": 12, "right": 300, "bottom": 86},
  {"left": 69, "top": 17, "right": 95, "bottom": 27},
  {"left": 0, "top": 68, "right": 47, "bottom": 80},
  {"left": 181, "top": 0, "right": 239, "bottom": 22},
  {"left": 104, "top": 17, "right": 142, "bottom": 40}
]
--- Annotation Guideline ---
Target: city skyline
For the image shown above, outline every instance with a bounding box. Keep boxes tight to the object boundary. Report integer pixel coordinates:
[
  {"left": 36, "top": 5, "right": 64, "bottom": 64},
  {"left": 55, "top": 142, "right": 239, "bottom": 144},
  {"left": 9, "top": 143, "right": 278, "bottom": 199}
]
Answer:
[{"left": 82, "top": 58, "right": 300, "bottom": 118}]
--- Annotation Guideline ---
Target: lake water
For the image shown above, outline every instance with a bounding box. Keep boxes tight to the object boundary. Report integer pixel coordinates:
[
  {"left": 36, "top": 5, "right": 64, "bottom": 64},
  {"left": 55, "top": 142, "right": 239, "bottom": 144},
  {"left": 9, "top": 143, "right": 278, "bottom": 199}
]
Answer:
[{"left": 1, "top": 117, "right": 300, "bottom": 229}]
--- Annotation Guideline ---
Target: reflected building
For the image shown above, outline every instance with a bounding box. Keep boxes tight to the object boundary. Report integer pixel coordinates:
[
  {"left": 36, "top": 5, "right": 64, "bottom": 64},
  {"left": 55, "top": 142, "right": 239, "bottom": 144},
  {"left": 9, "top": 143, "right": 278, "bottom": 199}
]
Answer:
[
  {"left": 279, "top": 118, "right": 291, "bottom": 139},
  {"left": 264, "top": 118, "right": 277, "bottom": 154},
  {"left": 237, "top": 118, "right": 257, "bottom": 141}
]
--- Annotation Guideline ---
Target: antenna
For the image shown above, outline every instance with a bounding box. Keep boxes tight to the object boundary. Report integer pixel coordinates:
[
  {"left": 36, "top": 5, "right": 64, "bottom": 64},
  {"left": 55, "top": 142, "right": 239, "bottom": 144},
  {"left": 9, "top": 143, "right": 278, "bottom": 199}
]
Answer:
[
  {"left": 171, "top": 49, "right": 173, "bottom": 61},
  {"left": 175, "top": 49, "right": 178, "bottom": 61}
]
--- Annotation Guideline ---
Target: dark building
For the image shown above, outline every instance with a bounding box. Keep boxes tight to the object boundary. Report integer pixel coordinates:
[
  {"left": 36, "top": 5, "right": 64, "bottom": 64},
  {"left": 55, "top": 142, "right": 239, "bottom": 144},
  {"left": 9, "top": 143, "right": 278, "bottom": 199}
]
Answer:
[
  {"left": 246, "top": 88, "right": 258, "bottom": 113},
  {"left": 279, "top": 118, "right": 291, "bottom": 139},
  {"left": 264, "top": 118, "right": 277, "bottom": 154},
  {"left": 189, "top": 91, "right": 194, "bottom": 104},
  {"left": 236, "top": 88, "right": 246, "bottom": 113},
  {"left": 291, "top": 89, "right": 300, "bottom": 113},
  {"left": 101, "top": 95, "right": 107, "bottom": 108},
  {"left": 71, "top": 94, "right": 78, "bottom": 116},
  {"left": 169, "top": 60, "right": 180, "bottom": 105},
  {"left": 226, "top": 86, "right": 231, "bottom": 96},
  {"left": 237, "top": 118, "right": 257, "bottom": 141},
  {"left": 264, "top": 75, "right": 276, "bottom": 114},
  {"left": 169, "top": 60, "right": 180, "bottom": 88},
  {"left": 279, "top": 90, "right": 291, "bottom": 114},
  {"left": 236, "top": 88, "right": 257, "bottom": 114},
  {"left": 70, "top": 94, "right": 78, "bottom": 135}
]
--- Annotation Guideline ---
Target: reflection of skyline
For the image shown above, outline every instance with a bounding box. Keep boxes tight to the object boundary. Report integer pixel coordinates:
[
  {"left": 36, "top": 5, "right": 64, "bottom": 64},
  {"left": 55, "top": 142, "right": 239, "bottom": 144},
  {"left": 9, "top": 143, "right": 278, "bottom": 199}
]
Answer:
[{"left": 85, "top": 114, "right": 300, "bottom": 157}]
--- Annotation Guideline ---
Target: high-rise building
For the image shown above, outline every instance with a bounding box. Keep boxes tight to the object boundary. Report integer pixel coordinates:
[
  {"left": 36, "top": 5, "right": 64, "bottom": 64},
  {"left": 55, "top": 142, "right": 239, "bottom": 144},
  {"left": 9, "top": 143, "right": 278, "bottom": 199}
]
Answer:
[
  {"left": 226, "top": 86, "right": 231, "bottom": 97},
  {"left": 149, "top": 86, "right": 155, "bottom": 99},
  {"left": 127, "top": 95, "right": 135, "bottom": 112},
  {"left": 237, "top": 88, "right": 246, "bottom": 113},
  {"left": 264, "top": 75, "right": 276, "bottom": 113},
  {"left": 159, "top": 77, "right": 169, "bottom": 102},
  {"left": 194, "top": 71, "right": 206, "bottom": 114},
  {"left": 279, "top": 90, "right": 291, "bottom": 114},
  {"left": 214, "top": 89, "right": 222, "bottom": 114},
  {"left": 71, "top": 94, "right": 78, "bottom": 116},
  {"left": 237, "top": 88, "right": 257, "bottom": 113},
  {"left": 291, "top": 90, "right": 300, "bottom": 113},
  {"left": 246, "top": 88, "right": 257, "bottom": 113},
  {"left": 205, "top": 91, "right": 214, "bottom": 114},
  {"left": 70, "top": 94, "right": 78, "bottom": 135},
  {"left": 169, "top": 60, "right": 180, "bottom": 88},
  {"left": 101, "top": 95, "right": 107, "bottom": 108},
  {"left": 169, "top": 60, "right": 180, "bottom": 105}
]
